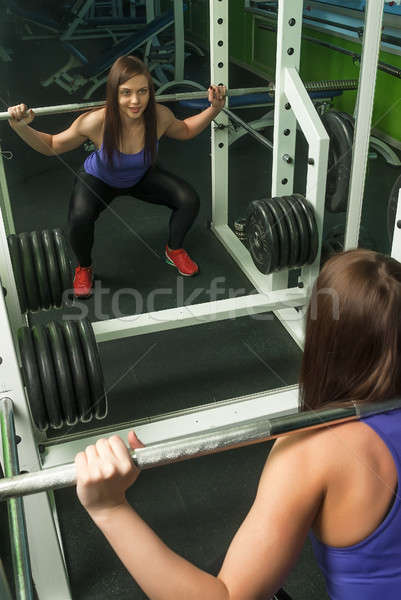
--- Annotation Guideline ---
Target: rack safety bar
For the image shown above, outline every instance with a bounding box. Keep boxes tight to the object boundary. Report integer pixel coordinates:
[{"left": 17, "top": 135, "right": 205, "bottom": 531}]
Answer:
[{"left": 0, "top": 398, "right": 34, "bottom": 600}]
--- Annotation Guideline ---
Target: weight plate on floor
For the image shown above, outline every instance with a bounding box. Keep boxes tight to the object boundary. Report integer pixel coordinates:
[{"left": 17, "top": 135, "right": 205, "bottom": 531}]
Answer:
[
  {"left": 30, "top": 231, "right": 52, "bottom": 310},
  {"left": 47, "top": 321, "right": 78, "bottom": 426},
  {"left": 289, "top": 197, "right": 309, "bottom": 267},
  {"left": 18, "top": 232, "right": 41, "bottom": 312},
  {"left": 321, "top": 110, "right": 354, "bottom": 213},
  {"left": 41, "top": 230, "right": 62, "bottom": 308},
  {"left": 292, "top": 194, "right": 319, "bottom": 265},
  {"left": 76, "top": 318, "right": 108, "bottom": 420},
  {"left": 18, "top": 326, "right": 48, "bottom": 431},
  {"left": 62, "top": 320, "right": 93, "bottom": 423},
  {"left": 247, "top": 199, "right": 280, "bottom": 274},
  {"left": 278, "top": 196, "right": 300, "bottom": 268},
  {"left": 267, "top": 198, "right": 290, "bottom": 269},
  {"left": 53, "top": 229, "right": 73, "bottom": 299},
  {"left": 7, "top": 235, "right": 28, "bottom": 314},
  {"left": 32, "top": 324, "right": 64, "bottom": 429}
]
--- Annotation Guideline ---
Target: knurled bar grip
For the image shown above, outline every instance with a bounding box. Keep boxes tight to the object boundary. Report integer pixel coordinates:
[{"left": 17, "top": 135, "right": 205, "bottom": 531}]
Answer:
[
  {"left": 0, "top": 80, "right": 358, "bottom": 121},
  {"left": 0, "top": 396, "right": 400, "bottom": 501}
]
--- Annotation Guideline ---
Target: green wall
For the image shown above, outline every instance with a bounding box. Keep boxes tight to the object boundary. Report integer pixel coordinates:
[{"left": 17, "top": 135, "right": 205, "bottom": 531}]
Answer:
[{"left": 184, "top": 1, "right": 401, "bottom": 144}]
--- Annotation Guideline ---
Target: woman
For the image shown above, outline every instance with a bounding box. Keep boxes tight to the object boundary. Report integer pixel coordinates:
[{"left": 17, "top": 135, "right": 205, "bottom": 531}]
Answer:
[
  {"left": 8, "top": 55, "right": 226, "bottom": 297},
  {"left": 75, "top": 249, "right": 401, "bottom": 599}
]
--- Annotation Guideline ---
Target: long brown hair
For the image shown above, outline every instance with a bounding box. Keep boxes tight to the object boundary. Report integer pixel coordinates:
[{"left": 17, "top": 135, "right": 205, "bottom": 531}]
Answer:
[
  {"left": 300, "top": 249, "right": 401, "bottom": 410},
  {"left": 103, "top": 55, "right": 157, "bottom": 166}
]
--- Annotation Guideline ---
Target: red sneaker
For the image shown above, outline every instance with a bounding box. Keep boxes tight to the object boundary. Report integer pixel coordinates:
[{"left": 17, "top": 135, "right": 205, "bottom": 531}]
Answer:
[
  {"left": 73, "top": 265, "right": 93, "bottom": 298},
  {"left": 165, "top": 246, "right": 199, "bottom": 276}
]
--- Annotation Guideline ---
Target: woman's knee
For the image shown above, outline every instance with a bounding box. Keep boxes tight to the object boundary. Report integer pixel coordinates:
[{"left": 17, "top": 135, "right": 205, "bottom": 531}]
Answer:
[{"left": 176, "top": 184, "right": 200, "bottom": 215}]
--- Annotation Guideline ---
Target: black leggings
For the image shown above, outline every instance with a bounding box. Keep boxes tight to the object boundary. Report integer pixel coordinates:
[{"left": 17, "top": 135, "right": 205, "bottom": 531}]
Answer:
[{"left": 68, "top": 165, "right": 200, "bottom": 267}]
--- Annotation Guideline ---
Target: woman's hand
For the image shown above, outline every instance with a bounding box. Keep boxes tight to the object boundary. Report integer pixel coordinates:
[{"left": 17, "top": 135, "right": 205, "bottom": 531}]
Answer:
[
  {"left": 75, "top": 432, "right": 144, "bottom": 521},
  {"left": 208, "top": 84, "right": 227, "bottom": 111},
  {"left": 8, "top": 104, "right": 35, "bottom": 129}
]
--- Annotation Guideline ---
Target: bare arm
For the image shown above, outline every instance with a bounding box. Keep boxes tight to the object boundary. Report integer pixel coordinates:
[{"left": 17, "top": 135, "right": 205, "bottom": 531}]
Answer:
[
  {"left": 75, "top": 431, "right": 325, "bottom": 600},
  {"left": 159, "top": 85, "right": 226, "bottom": 141},
  {"left": 7, "top": 104, "right": 96, "bottom": 156}
]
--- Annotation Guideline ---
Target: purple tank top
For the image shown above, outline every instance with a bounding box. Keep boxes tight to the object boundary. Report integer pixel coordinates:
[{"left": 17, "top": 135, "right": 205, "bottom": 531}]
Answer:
[
  {"left": 310, "top": 408, "right": 401, "bottom": 599},
  {"left": 84, "top": 143, "right": 157, "bottom": 188}
]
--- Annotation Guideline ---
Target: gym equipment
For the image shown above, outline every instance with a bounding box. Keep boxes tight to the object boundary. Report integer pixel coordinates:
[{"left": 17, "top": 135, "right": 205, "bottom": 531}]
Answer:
[
  {"left": 321, "top": 110, "right": 354, "bottom": 213},
  {"left": 18, "top": 319, "right": 107, "bottom": 431},
  {"left": 321, "top": 223, "right": 377, "bottom": 264},
  {"left": 247, "top": 195, "right": 319, "bottom": 275},
  {"left": 233, "top": 218, "right": 248, "bottom": 246},
  {"left": 7, "top": 229, "right": 72, "bottom": 313},
  {"left": 1, "top": 395, "right": 401, "bottom": 500},
  {"left": 386, "top": 173, "right": 401, "bottom": 246},
  {"left": 0, "top": 80, "right": 358, "bottom": 122},
  {"left": 247, "top": 200, "right": 280, "bottom": 274},
  {"left": 0, "top": 397, "right": 33, "bottom": 599}
]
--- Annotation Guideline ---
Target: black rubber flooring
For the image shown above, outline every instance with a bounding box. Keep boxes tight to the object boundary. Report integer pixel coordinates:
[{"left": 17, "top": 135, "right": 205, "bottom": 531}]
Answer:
[{"left": 1, "top": 23, "right": 398, "bottom": 600}]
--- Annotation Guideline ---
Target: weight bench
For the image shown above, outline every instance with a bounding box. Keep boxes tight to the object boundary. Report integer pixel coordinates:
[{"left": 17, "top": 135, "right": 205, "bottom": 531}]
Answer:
[
  {"left": 5, "top": 0, "right": 146, "bottom": 41},
  {"left": 42, "top": 10, "right": 175, "bottom": 98}
]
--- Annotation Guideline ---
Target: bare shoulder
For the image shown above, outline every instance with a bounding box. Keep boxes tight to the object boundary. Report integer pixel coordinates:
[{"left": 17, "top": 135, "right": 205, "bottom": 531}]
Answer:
[
  {"left": 267, "top": 423, "right": 357, "bottom": 474},
  {"left": 75, "top": 107, "right": 105, "bottom": 137},
  {"left": 156, "top": 103, "right": 175, "bottom": 133}
]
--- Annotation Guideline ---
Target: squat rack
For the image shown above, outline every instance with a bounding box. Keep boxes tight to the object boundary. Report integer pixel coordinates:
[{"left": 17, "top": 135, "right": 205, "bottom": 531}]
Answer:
[{"left": 0, "top": 1, "right": 387, "bottom": 598}]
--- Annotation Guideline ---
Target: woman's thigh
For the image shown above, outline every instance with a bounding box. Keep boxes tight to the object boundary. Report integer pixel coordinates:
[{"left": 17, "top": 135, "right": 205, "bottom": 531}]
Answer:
[
  {"left": 130, "top": 165, "right": 199, "bottom": 210},
  {"left": 69, "top": 170, "right": 117, "bottom": 222}
]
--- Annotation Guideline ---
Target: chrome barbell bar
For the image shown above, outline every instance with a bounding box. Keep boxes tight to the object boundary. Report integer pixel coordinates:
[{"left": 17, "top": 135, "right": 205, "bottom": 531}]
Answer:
[
  {"left": 0, "top": 80, "right": 358, "bottom": 121},
  {"left": 1, "top": 396, "right": 400, "bottom": 501}
]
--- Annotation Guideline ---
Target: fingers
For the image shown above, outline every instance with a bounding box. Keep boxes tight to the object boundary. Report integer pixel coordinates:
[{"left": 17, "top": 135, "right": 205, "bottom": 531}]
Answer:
[
  {"left": 8, "top": 103, "right": 31, "bottom": 122},
  {"left": 208, "top": 85, "right": 227, "bottom": 105},
  {"left": 128, "top": 431, "right": 145, "bottom": 450}
]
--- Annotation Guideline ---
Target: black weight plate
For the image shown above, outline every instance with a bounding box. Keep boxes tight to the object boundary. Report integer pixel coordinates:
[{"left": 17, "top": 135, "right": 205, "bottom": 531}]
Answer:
[
  {"left": 18, "top": 326, "right": 48, "bottom": 431},
  {"left": 247, "top": 201, "right": 272, "bottom": 274},
  {"left": 263, "top": 201, "right": 281, "bottom": 272},
  {"left": 247, "top": 200, "right": 280, "bottom": 274},
  {"left": 41, "top": 230, "right": 62, "bottom": 308},
  {"left": 47, "top": 321, "right": 78, "bottom": 426},
  {"left": 337, "top": 111, "right": 355, "bottom": 134},
  {"left": 32, "top": 324, "right": 64, "bottom": 429},
  {"left": 267, "top": 198, "right": 290, "bottom": 269},
  {"left": 387, "top": 173, "right": 401, "bottom": 247},
  {"left": 18, "top": 232, "right": 41, "bottom": 312},
  {"left": 292, "top": 194, "right": 319, "bottom": 265},
  {"left": 278, "top": 196, "right": 300, "bottom": 268},
  {"left": 62, "top": 320, "right": 93, "bottom": 423},
  {"left": 7, "top": 235, "right": 28, "bottom": 314},
  {"left": 289, "top": 197, "right": 310, "bottom": 267},
  {"left": 30, "top": 231, "right": 52, "bottom": 310},
  {"left": 76, "top": 318, "right": 108, "bottom": 420},
  {"left": 321, "top": 110, "right": 353, "bottom": 213},
  {"left": 53, "top": 229, "right": 73, "bottom": 299}
]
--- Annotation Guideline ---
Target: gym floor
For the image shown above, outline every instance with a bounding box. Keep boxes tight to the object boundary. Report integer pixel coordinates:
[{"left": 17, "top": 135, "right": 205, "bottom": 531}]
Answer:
[{"left": 0, "top": 19, "right": 398, "bottom": 599}]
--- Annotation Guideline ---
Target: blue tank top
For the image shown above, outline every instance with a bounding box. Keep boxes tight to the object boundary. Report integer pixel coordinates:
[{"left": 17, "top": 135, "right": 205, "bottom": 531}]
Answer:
[
  {"left": 309, "top": 408, "right": 401, "bottom": 599},
  {"left": 84, "top": 143, "right": 157, "bottom": 188}
]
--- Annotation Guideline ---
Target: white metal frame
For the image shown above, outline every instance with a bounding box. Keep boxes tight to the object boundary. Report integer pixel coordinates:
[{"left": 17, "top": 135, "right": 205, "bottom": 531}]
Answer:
[
  {"left": 0, "top": 0, "right": 384, "bottom": 597},
  {"left": 344, "top": 0, "right": 385, "bottom": 250}
]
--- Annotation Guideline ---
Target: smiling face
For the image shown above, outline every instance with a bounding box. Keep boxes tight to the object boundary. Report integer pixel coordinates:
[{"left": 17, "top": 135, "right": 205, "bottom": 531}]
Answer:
[{"left": 118, "top": 74, "right": 150, "bottom": 122}]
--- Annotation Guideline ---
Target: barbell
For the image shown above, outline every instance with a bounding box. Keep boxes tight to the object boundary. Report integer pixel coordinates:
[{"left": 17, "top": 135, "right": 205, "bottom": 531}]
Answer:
[
  {"left": 1, "top": 396, "right": 401, "bottom": 501},
  {"left": 0, "top": 80, "right": 358, "bottom": 122}
]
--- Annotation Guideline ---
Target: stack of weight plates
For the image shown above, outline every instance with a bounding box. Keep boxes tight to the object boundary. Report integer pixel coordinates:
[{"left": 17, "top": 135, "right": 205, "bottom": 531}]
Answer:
[
  {"left": 247, "top": 194, "right": 319, "bottom": 275},
  {"left": 7, "top": 229, "right": 72, "bottom": 313},
  {"left": 233, "top": 218, "right": 248, "bottom": 246},
  {"left": 18, "top": 318, "right": 107, "bottom": 431},
  {"left": 321, "top": 110, "right": 354, "bottom": 213}
]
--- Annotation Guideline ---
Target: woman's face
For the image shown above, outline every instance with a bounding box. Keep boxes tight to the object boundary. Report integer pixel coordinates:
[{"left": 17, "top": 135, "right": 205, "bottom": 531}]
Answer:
[{"left": 118, "top": 74, "right": 150, "bottom": 122}]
